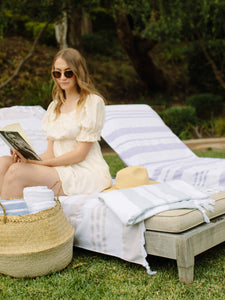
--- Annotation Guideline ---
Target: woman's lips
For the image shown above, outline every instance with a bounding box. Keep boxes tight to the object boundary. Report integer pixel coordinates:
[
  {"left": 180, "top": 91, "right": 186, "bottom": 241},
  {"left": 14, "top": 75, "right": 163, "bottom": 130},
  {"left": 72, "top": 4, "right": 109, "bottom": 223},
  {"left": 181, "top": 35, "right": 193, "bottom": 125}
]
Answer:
[{"left": 59, "top": 82, "right": 69, "bottom": 87}]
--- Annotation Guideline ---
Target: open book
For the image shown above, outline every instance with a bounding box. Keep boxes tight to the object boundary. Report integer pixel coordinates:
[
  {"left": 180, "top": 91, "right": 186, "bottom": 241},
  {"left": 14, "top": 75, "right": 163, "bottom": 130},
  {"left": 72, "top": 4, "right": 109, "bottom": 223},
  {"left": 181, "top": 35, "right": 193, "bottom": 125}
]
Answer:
[{"left": 0, "top": 122, "right": 41, "bottom": 161}]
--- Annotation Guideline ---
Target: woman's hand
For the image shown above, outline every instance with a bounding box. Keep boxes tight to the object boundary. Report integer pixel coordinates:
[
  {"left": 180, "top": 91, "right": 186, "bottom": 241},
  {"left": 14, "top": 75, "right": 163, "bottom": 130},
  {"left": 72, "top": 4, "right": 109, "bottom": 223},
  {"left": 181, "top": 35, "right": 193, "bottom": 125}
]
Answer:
[
  {"left": 10, "top": 149, "right": 22, "bottom": 163},
  {"left": 13, "top": 150, "right": 28, "bottom": 163},
  {"left": 10, "top": 149, "right": 44, "bottom": 165}
]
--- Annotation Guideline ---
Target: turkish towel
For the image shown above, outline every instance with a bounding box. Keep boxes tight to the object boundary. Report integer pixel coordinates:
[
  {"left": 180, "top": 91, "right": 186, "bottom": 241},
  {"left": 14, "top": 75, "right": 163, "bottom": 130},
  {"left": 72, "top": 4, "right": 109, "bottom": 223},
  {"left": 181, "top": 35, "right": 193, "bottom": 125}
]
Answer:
[
  {"left": 0, "top": 199, "right": 29, "bottom": 216},
  {"left": 60, "top": 193, "right": 156, "bottom": 275},
  {"left": 98, "top": 180, "right": 215, "bottom": 225},
  {"left": 0, "top": 186, "right": 56, "bottom": 216},
  {"left": 102, "top": 104, "right": 225, "bottom": 194}
]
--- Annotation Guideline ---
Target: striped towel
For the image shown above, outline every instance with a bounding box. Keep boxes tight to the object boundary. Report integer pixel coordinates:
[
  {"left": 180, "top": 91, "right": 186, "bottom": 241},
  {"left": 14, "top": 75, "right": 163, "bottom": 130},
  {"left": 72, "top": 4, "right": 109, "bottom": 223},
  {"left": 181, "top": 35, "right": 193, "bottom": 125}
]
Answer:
[
  {"left": 102, "top": 104, "right": 195, "bottom": 167},
  {"left": 60, "top": 193, "right": 156, "bottom": 275},
  {"left": 0, "top": 199, "right": 29, "bottom": 216},
  {"left": 98, "top": 180, "right": 215, "bottom": 225},
  {"left": 102, "top": 104, "right": 225, "bottom": 193}
]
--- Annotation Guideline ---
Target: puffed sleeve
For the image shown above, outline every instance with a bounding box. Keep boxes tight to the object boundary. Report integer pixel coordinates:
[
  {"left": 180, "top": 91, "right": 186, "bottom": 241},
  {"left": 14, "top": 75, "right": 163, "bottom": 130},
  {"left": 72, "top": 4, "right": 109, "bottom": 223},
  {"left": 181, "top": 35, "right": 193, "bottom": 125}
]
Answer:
[
  {"left": 41, "top": 100, "right": 57, "bottom": 133},
  {"left": 76, "top": 94, "right": 105, "bottom": 142}
]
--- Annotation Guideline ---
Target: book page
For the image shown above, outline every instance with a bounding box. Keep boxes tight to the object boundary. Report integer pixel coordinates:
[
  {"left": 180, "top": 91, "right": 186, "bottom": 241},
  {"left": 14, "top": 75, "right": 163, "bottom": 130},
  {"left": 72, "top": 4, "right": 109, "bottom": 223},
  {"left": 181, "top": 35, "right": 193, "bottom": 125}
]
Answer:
[
  {"left": 0, "top": 122, "right": 35, "bottom": 150},
  {"left": 0, "top": 130, "right": 41, "bottom": 161}
]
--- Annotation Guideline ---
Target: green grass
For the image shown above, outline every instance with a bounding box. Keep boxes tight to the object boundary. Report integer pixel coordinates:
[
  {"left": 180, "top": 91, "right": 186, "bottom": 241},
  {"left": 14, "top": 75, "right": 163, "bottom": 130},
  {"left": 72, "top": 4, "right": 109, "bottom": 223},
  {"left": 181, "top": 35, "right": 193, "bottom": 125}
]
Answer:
[
  {"left": 1, "top": 244, "right": 224, "bottom": 299},
  {"left": 0, "top": 151, "right": 225, "bottom": 299},
  {"left": 104, "top": 154, "right": 126, "bottom": 177},
  {"left": 194, "top": 149, "right": 225, "bottom": 158}
]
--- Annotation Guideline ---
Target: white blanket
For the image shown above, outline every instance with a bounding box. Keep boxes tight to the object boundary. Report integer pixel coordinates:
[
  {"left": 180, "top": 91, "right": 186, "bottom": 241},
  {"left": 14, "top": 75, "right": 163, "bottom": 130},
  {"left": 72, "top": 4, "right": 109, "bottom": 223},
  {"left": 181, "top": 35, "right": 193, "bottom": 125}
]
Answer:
[{"left": 99, "top": 180, "right": 215, "bottom": 226}]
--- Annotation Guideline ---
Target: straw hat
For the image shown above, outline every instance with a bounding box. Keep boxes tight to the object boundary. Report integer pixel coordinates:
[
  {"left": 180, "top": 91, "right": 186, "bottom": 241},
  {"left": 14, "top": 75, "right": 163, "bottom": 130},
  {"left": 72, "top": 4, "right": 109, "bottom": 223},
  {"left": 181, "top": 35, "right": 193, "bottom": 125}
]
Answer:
[
  {"left": 105, "top": 166, "right": 159, "bottom": 192},
  {"left": 0, "top": 198, "right": 75, "bottom": 278}
]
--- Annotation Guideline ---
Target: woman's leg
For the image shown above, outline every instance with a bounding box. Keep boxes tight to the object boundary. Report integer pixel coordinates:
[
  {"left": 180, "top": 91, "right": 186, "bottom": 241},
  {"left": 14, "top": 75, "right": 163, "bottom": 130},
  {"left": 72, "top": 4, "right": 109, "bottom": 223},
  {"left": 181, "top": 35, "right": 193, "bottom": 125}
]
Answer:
[
  {"left": 1, "top": 162, "right": 66, "bottom": 199},
  {"left": 0, "top": 156, "right": 14, "bottom": 194}
]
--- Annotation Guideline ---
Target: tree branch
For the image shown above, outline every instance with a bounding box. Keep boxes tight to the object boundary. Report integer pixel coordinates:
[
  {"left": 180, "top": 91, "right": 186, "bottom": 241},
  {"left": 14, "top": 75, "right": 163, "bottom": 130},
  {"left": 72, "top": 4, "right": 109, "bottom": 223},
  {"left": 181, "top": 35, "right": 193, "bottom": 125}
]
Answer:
[
  {"left": 114, "top": 6, "right": 169, "bottom": 91},
  {"left": 197, "top": 32, "right": 225, "bottom": 90},
  {"left": 0, "top": 21, "right": 51, "bottom": 90}
]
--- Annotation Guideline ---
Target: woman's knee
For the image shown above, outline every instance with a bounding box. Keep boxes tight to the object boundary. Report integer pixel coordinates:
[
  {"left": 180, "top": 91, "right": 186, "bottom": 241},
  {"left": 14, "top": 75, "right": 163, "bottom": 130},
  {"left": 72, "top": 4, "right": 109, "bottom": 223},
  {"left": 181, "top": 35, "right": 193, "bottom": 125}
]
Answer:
[
  {"left": 0, "top": 156, "right": 13, "bottom": 176},
  {"left": 3, "top": 163, "right": 24, "bottom": 185}
]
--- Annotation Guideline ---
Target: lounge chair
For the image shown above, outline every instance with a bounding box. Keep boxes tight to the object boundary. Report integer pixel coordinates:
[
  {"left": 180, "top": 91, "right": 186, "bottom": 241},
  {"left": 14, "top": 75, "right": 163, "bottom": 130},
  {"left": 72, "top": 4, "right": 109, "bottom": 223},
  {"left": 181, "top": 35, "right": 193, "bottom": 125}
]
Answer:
[
  {"left": 0, "top": 105, "right": 225, "bottom": 283},
  {"left": 102, "top": 104, "right": 225, "bottom": 283}
]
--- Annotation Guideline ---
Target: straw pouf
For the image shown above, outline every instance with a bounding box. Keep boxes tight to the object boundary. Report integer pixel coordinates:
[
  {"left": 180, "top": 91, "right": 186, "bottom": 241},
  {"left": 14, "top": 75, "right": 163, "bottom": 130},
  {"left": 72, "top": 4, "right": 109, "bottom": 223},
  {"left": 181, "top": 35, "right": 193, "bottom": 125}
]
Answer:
[{"left": 0, "top": 198, "right": 75, "bottom": 277}]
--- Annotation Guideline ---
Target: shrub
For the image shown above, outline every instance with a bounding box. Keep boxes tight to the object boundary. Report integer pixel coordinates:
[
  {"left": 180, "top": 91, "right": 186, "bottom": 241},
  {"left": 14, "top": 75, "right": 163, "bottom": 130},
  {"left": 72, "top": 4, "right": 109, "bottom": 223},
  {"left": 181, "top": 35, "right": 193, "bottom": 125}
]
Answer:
[
  {"left": 24, "top": 21, "right": 56, "bottom": 46},
  {"left": 82, "top": 31, "right": 117, "bottom": 55},
  {"left": 214, "top": 118, "right": 225, "bottom": 137},
  {"left": 160, "top": 105, "right": 197, "bottom": 139},
  {"left": 187, "top": 41, "right": 225, "bottom": 94},
  {"left": 186, "top": 93, "right": 224, "bottom": 120},
  {"left": 20, "top": 79, "right": 53, "bottom": 109},
  {"left": 1, "top": 9, "right": 29, "bottom": 38}
]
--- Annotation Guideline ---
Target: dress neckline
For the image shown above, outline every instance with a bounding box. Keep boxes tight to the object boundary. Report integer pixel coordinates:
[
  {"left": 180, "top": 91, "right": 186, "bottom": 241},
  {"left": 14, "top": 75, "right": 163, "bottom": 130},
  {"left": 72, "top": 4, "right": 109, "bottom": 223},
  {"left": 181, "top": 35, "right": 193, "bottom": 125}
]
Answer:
[{"left": 60, "top": 108, "right": 76, "bottom": 115}]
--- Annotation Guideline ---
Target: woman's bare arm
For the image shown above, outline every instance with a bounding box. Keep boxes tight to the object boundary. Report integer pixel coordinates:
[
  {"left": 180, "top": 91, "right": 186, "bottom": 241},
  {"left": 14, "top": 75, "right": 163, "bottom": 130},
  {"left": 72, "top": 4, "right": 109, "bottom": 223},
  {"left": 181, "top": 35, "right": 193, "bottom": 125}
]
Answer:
[
  {"left": 17, "top": 141, "right": 93, "bottom": 166},
  {"left": 39, "top": 139, "right": 55, "bottom": 160}
]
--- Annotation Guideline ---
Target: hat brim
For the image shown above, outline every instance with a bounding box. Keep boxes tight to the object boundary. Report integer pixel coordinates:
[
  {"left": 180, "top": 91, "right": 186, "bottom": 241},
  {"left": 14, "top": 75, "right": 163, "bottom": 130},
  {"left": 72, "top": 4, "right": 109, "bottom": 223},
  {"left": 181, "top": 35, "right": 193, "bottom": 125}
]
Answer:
[{"left": 103, "top": 180, "right": 160, "bottom": 192}]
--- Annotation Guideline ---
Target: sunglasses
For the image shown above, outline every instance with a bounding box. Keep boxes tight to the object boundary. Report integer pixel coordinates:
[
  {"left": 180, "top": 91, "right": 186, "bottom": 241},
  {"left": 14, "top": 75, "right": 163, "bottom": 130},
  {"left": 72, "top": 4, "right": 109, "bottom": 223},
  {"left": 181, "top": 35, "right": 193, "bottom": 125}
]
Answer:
[{"left": 52, "top": 70, "right": 74, "bottom": 79}]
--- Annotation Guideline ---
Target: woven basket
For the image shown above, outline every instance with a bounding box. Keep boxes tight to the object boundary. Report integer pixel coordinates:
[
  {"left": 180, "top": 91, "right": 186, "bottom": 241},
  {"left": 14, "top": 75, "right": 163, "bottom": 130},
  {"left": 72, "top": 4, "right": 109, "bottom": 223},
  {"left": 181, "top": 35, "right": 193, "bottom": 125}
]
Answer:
[{"left": 0, "top": 198, "right": 75, "bottom": 278}]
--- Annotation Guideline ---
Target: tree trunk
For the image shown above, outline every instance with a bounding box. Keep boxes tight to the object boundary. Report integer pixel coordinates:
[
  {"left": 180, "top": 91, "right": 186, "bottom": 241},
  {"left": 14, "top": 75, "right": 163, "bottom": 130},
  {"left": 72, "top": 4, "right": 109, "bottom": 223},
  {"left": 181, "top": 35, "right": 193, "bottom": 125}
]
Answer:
[
  {"left": 55, "top": 11, "right": 68, "bottom": 49},
  {"left": 54, "top": 7, "right": 84, "bottom": 51},
  {"left": 81, "top": 12, "right": 92, "bottom": 35},
  {"left": 114, "top": 9, "right": 169, "bottom": 92},
  {"left": 67, "top": 7, "right": 82, "bottom": 51}
]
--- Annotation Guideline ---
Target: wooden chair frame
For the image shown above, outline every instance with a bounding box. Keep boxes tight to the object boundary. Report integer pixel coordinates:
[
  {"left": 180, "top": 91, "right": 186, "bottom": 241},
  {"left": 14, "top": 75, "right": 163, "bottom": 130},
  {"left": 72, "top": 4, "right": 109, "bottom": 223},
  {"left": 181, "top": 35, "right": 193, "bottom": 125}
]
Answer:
[{"left": 144, "top": 214, "right": 225, "bottom": 283}]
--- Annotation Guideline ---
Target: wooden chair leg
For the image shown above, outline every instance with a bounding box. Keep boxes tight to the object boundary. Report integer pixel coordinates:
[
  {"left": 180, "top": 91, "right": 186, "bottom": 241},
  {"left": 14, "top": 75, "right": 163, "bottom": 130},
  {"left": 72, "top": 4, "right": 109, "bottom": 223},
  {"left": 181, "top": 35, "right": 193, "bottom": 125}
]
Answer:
[{"left": 176, "top": 238, "right": 194, "bottom": 284}]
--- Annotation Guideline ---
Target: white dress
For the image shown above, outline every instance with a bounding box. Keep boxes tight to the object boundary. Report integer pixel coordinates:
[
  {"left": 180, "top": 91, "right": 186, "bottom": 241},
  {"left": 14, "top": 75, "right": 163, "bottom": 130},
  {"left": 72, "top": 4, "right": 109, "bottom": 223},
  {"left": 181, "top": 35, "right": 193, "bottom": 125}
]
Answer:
[{"left": 42, "top": 94, "right": 112, "bottom": 195}]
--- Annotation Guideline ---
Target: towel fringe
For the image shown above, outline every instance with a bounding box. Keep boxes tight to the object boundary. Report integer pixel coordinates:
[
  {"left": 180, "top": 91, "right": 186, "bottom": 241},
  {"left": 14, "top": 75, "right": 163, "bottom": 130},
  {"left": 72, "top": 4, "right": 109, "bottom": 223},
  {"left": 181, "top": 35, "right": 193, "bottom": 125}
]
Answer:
[{"left": 145, "top": 264, "right": 157, "bottom": 275}]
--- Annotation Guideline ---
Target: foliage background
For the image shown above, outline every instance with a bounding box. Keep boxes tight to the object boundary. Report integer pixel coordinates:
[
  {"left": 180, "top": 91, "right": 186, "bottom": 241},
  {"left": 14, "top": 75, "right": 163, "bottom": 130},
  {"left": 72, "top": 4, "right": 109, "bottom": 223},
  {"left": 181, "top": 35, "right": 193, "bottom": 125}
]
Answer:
[
  {"left": 1, "top": 0, "right": 225, "bottom": 139},
  {"left": 0, "top": 3, "right": 225, "bottom": 296}
]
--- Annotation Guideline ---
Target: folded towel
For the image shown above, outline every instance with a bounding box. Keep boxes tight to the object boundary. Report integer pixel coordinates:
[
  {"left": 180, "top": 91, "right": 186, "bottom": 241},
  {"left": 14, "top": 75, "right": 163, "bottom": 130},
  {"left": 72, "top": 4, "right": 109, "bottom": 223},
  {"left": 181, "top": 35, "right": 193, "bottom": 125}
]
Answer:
[
  {"left": 0, "top": 199, "right": 29, "bottom": 216},
  {"left": 99, "top": 180, "right": 215, "bottom": 225},
  {"left": 23, "top": 186, "right": 54, "bottom": 202},
  {"left": 29, "top": 201, "right": 57, "bottom": 214},
  {"left": 23, "top": 186, "right": 56, "bottom": 213}
]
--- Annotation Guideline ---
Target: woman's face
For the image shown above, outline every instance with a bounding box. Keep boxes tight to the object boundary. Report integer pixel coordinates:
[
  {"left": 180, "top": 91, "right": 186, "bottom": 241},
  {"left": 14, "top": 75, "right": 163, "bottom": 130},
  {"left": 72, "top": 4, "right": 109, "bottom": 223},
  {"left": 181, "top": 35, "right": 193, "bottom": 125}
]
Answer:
[{"left": 53, "top": 57, "right": 77, "bottom": 93}]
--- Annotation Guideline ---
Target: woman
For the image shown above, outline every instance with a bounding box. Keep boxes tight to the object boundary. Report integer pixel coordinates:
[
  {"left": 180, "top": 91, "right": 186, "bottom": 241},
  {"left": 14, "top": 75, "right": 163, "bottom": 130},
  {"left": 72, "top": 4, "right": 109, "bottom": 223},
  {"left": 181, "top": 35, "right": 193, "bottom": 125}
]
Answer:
[{"left": 0, "top": 48, "right": 112, "bottom": 199}]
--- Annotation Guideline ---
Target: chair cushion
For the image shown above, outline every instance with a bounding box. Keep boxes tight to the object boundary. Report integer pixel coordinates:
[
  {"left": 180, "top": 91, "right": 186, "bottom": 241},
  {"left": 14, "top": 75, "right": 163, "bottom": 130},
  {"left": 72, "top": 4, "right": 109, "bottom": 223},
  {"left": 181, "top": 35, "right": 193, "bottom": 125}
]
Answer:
[{"left": 144, "top": 191, "right": 225, "bottom": 233}]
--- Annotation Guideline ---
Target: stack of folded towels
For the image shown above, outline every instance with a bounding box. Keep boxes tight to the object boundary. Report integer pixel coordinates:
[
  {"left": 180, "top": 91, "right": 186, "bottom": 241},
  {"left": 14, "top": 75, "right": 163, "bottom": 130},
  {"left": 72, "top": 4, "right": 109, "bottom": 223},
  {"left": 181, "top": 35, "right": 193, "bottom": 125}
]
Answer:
[{"left": 0, "top": 186, "right": 56, "bottom": 216}]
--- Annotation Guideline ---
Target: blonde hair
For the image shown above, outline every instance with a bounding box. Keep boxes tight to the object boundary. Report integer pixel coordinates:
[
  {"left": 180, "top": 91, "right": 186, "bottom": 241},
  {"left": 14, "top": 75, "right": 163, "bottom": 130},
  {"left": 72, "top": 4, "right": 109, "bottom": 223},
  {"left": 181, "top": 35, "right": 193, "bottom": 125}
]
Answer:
[{"left": 51, "top": 48, "right": 104, "bottom": 117}]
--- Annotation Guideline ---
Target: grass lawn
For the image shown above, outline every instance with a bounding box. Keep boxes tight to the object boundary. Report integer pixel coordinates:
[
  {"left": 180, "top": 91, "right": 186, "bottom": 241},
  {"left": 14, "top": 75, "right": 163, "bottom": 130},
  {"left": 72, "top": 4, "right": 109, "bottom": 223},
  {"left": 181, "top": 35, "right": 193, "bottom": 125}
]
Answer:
[{"left": 0, "top": 151, "right": 225, "bottom": 299}]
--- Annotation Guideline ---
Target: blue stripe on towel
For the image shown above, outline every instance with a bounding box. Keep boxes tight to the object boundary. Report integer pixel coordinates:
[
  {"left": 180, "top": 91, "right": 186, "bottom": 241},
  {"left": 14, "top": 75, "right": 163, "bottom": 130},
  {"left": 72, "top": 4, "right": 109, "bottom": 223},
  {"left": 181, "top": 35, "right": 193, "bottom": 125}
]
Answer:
[{"left": 0, "top": 199, "right": 29, "bottom": 216}]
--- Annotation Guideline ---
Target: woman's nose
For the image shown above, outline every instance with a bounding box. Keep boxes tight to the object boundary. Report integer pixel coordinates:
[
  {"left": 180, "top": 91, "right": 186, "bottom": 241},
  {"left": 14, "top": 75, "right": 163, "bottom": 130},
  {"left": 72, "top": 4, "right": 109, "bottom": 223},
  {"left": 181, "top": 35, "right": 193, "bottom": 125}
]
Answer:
[{"left": 61, "top": 73, "right": 67, "bottom": 79}]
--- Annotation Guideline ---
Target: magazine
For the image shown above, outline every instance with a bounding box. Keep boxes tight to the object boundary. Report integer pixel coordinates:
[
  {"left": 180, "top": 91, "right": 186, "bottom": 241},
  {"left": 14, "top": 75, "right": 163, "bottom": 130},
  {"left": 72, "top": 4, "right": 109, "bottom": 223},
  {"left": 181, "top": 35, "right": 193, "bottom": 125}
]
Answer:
[{"left": 0, "top": 122, "right": 41, "bottom": 161}]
